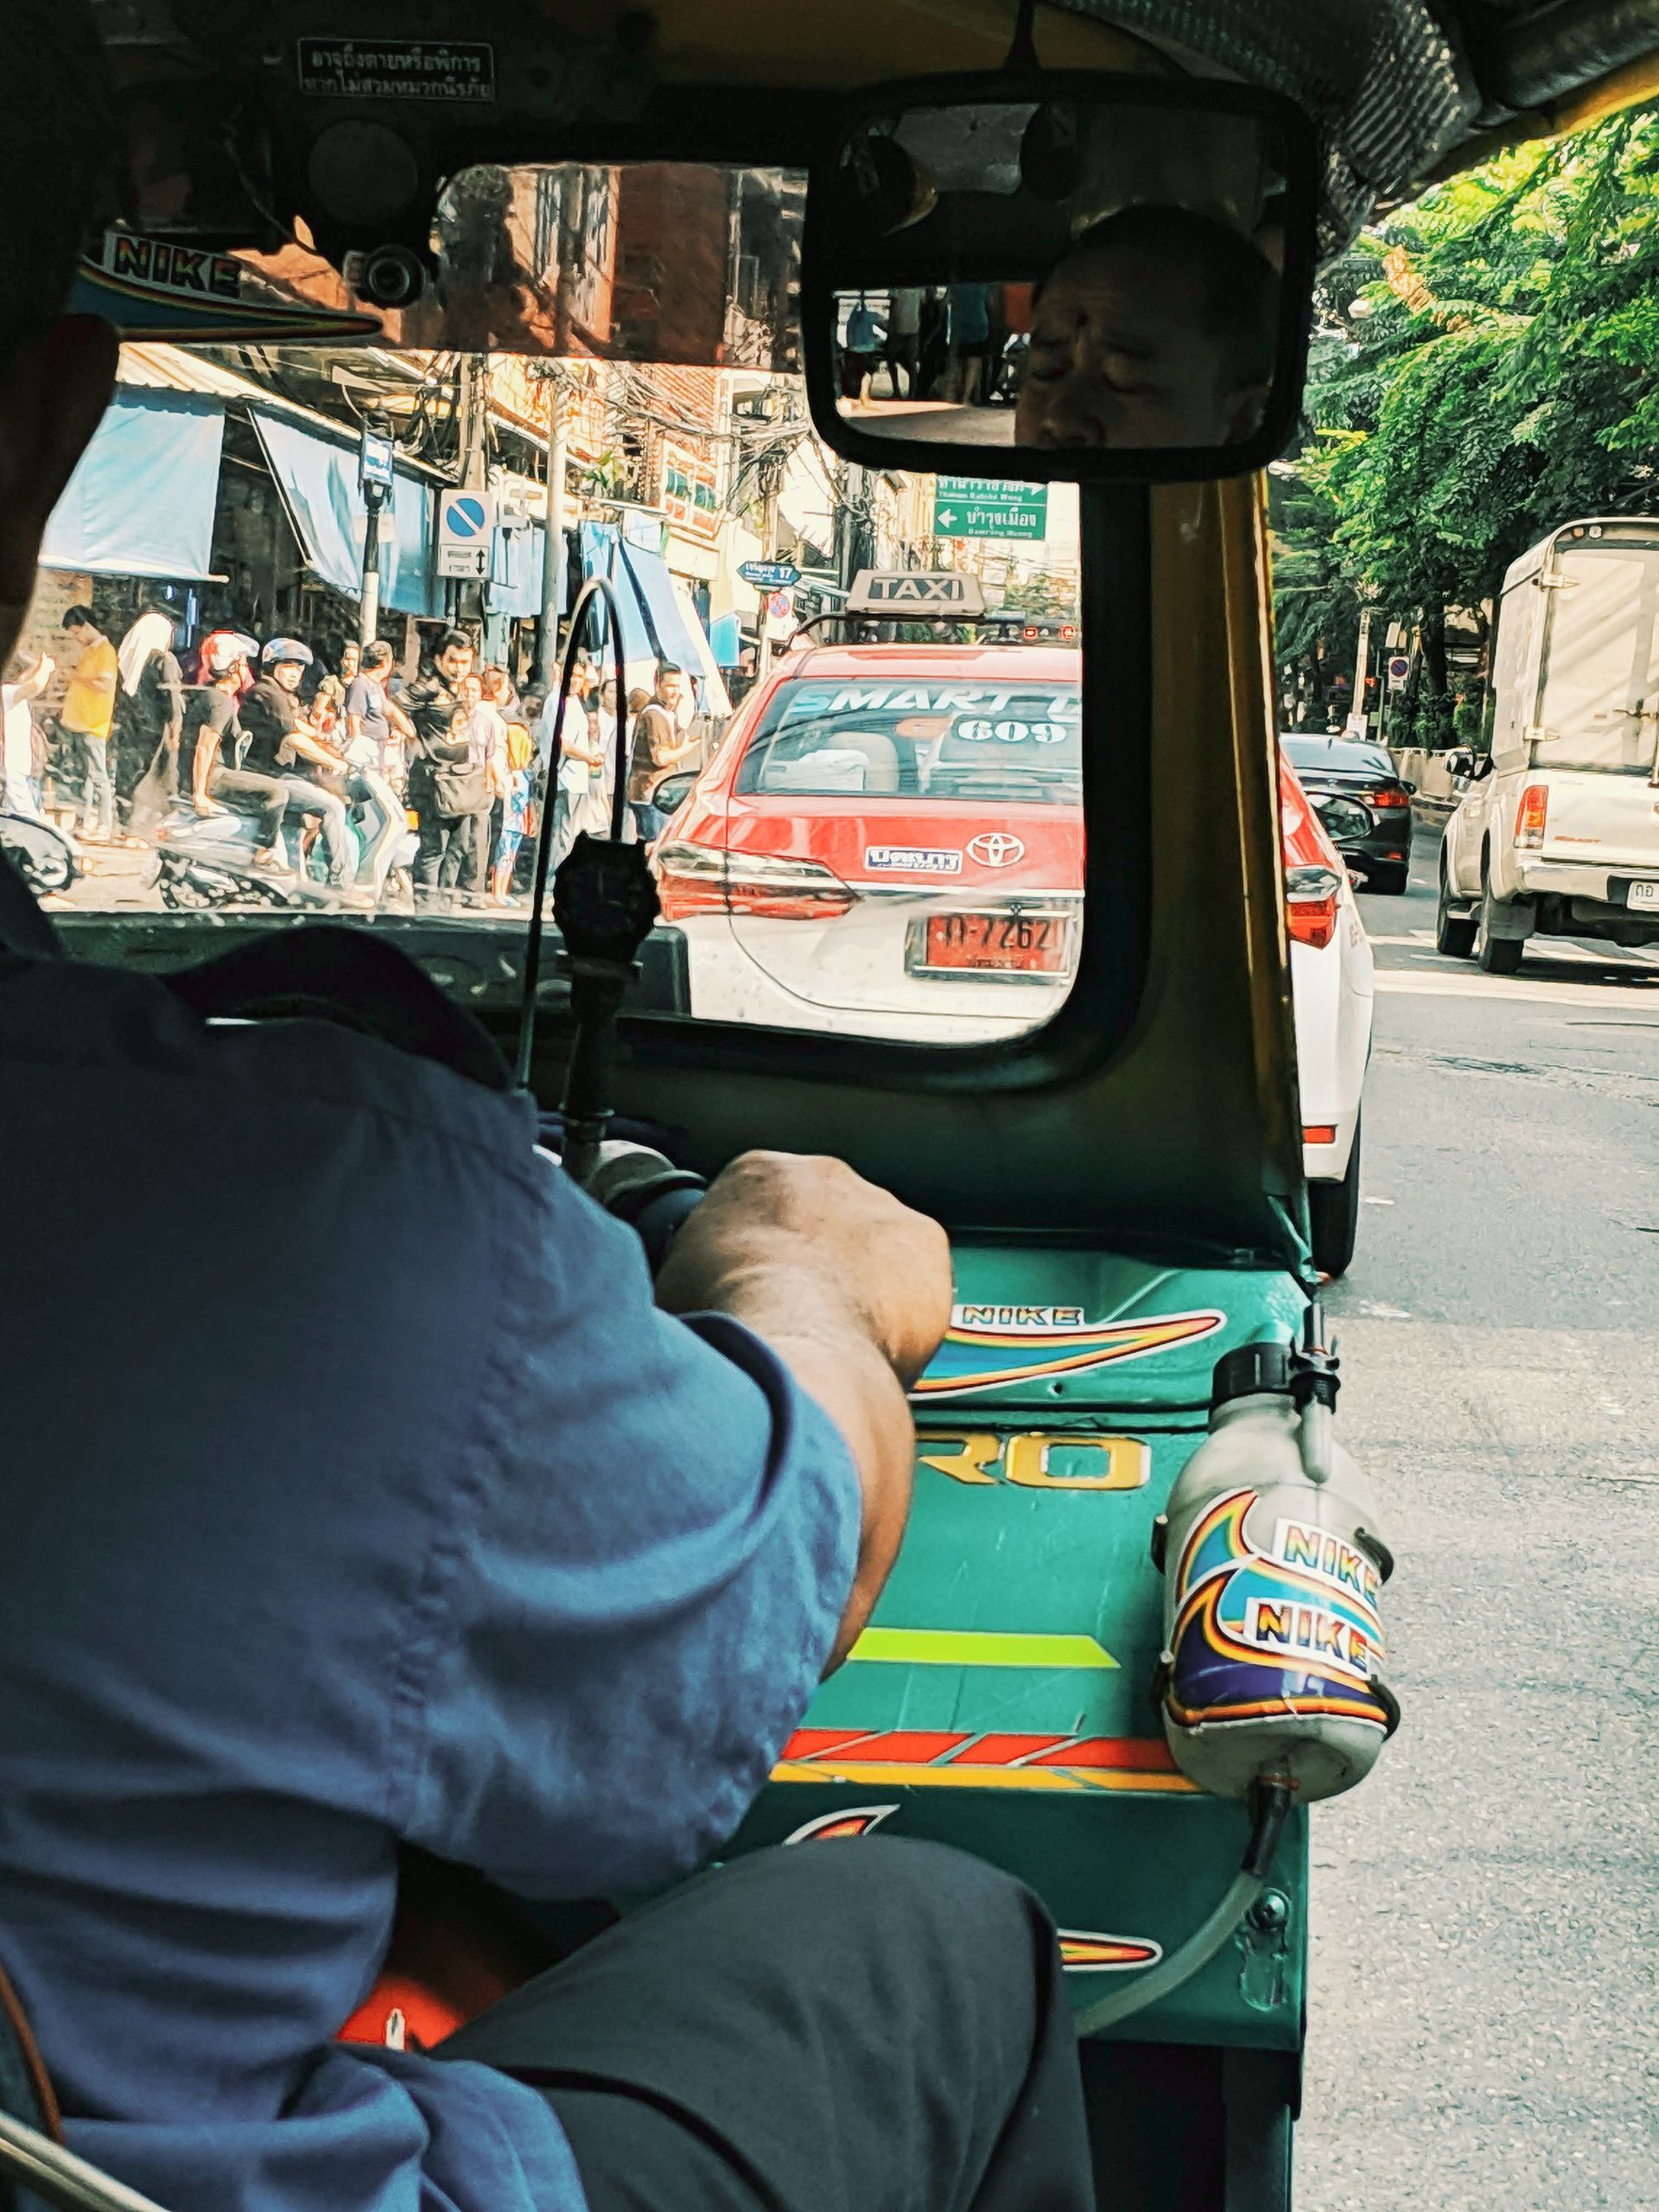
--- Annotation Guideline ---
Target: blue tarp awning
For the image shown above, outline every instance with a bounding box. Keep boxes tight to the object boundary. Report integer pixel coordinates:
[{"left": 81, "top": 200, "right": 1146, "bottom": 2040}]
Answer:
[
  {"left": 41, "top": 388, "right": 226, "bottom": 581},
  {"left": 488, "top": 523, "right": 556, "bottom": 620},
  {"left": 251, "top": 410, "right": 442, "bottom": 620},
  {"left": 578, "top": 523, "right": 657, "bottom": 672},
  {"left": 620, "top": 539, "right": 714, "bottom": 680}
]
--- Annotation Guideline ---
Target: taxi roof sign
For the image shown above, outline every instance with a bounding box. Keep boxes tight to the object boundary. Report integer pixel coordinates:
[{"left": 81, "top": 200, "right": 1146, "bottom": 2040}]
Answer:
[{"left": 844, "top": 570, "right": 986, "bottom": 616}]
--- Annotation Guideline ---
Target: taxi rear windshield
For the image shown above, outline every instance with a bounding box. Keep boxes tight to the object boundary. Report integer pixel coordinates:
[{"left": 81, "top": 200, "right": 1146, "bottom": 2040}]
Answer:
[{"left": 735, "top": 681, "right": 1082, "bottom": 804}]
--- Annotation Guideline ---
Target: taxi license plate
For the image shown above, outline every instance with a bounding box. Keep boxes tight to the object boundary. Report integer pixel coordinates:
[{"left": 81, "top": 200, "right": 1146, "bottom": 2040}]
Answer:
[
  {"left": 1628, "top": 880, "right": 1659, "bottom": 910},
  {"left": 918, "top": 912, "right": 1067, "bottom": 974}
]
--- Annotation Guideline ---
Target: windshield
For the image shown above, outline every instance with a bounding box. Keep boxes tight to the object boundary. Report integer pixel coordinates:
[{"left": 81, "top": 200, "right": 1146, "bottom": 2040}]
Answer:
[
  {"left": 12, "top": 161, "right": 1086, "bottom": 1050},
  {"left": 736, "top": 677, "right": 1081, "bottom": 803}
]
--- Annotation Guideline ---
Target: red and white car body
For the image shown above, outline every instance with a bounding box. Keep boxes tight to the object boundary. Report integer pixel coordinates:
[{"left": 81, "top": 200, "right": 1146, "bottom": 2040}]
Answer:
[{"left": 654, "top": 641, "right": 1371, "bottom": 1190}]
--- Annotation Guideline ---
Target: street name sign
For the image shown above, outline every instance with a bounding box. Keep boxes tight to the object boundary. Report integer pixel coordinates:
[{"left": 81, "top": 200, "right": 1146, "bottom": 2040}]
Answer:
[
  {"left": 933, "top": 479, "right": 1050, "bottom": 541},
  {"left": 358, "top": 429, "right": 397, "bottom": 492},
  {"left": 739, "top": 559, "right": 801, "bottom": 589}
]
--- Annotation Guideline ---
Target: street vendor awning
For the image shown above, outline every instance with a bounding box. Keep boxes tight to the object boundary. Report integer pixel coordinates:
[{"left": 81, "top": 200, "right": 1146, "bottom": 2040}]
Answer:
[
  {"left": 620, "top": 539, "right": 715, "bottom": 680},
  {"left": 41, "top": 388, "right": 226, "bottom": 582},
  {"left": 488, "top": 523, "right": 554, "bottom": 621},
  {"left": 578, "top": 524, "right": 658, "bottom": 676},
  {"left": 250, "top": 411, "right": 442, "bottom": 618}
]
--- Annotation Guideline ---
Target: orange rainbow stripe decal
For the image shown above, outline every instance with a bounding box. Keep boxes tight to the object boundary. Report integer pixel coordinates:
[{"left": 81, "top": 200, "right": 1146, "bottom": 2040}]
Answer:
[{"left": 772, "top": 1730, "right": 1198, "bottom": 1796}]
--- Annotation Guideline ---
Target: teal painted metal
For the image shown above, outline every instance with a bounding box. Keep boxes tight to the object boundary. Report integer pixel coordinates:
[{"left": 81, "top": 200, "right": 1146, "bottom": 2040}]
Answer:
[{"left": 732, "top": 1249, "right": 1310, "bottom": 2050}]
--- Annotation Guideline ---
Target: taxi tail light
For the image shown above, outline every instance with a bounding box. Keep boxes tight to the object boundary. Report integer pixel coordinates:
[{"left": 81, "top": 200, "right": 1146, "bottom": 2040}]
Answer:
[
  {"left": 1516, "top": 784, "right": 1548, "bottom": 849},
  {"left": 652, "top": 839, "right": 731, "bottom": 919},
  {"left": 1285, "top": 863, "right": 1342, "bottom": 950},
  {"left": 653, "top": 840, "right": 856, "bottom": 921},
  {"left": 1303, "top": 1124, "right": 1338, "bottom": 1145}
]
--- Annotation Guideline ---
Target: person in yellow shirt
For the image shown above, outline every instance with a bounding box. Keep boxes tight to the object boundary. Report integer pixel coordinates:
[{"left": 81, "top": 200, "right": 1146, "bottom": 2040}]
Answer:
[{"left": 59, "top": 605, "right": 118, "bottom": 840}]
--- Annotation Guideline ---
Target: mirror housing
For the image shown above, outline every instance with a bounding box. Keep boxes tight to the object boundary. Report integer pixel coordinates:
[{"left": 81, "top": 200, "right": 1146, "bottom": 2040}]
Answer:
[
  {"left": 804, "top": 71, "right": 1317, "bottom": 484},
  {"left": 1445, "top": 748, "right": 1473, "bottom": 779},
  {"left": 651, "top": 770, "right": 699, "bottom": 818}
]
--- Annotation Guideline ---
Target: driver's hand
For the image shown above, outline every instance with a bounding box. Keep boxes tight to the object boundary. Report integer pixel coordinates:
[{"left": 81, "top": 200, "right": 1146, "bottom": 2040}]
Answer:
[{"left": 656, "top": 1150, "right": 952, "bottom": 1385}]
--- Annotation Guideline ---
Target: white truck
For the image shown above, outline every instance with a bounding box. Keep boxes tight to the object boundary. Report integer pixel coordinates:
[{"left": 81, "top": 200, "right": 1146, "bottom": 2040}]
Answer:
[{"left": 1439, "top": 517, "right": 1659, "bottom": 971}]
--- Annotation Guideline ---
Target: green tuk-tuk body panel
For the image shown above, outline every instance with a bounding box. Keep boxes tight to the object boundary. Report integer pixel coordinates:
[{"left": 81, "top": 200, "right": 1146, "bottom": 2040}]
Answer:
[{"left": 732, "top": 1245, "right": 1309, "bottom": 2052}]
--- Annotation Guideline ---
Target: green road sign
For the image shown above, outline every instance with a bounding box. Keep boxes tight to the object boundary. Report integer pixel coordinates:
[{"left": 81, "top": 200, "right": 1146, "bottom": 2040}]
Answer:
[{"left": 933, "top": 478, "right": 1050, "bottom": 540}]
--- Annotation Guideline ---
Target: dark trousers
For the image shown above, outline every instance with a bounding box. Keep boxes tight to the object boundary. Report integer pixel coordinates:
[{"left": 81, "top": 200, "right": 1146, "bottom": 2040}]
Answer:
[
  {"left": 437, "top": 1838, "right": 1094, "bottom": 2212},
  {"left": 416, "top": 810, "right": 486, "bottom": 894},
  {"left": 209, "top": 766, "right": 289, "bottom": 851}
]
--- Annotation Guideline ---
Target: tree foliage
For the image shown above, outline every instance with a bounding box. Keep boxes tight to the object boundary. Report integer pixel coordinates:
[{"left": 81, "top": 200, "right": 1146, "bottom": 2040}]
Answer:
[{"left": 1271, "top": 109, "right": 1659, "bottom": 730}]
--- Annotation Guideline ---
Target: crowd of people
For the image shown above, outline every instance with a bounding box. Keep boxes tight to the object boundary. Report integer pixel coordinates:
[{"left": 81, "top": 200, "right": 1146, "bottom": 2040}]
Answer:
[
  {"left": 839, "top": 283, "right": 1020, "bottom": 408},
  {"left": 1, "top": 603, "right": 712, "bottom": 912}
]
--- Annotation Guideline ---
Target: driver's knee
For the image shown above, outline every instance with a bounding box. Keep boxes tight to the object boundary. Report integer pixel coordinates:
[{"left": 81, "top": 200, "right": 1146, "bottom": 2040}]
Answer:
[{"left": 713, "top": 1834, "right": 1056, "bottom": 1984}]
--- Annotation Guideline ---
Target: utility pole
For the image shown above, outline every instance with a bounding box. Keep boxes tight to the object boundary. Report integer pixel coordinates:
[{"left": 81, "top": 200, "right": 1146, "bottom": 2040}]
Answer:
[
  {"left": 836, "top": 462, "right": 867, "bottom": 594},
  {"left": 356, "top": 415, "right": 396, "bottom": 645},
  {"left": 455, "top": 353, "right": 492, "bottom": 627},
  {"left": 536, "top": 368, "right": 569, "bottom": 690},
  {"left": 755, "top": 423, "right": 782, "bottom": 686},
  {"left": 1351, "top": 603, "right": 1374, "bottom": 736}
]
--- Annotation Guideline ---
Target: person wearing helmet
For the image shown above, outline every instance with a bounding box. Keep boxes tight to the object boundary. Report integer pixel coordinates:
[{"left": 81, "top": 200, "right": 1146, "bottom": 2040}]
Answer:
[
  {"left": 178, "top": 636, "right": 291, "bottom": 863},
  {"left": 239, "top": 639, "right": 357, "bottom": 893}
]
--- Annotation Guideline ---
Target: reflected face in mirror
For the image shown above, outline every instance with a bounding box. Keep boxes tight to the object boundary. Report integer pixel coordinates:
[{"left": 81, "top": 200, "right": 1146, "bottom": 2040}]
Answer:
[{"left": 1016, "top": 208, "right": 1277, "bottom": 451}]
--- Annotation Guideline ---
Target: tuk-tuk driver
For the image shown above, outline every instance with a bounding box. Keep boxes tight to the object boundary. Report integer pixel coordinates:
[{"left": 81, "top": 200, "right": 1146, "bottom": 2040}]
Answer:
[
  {"left": 0, "top": 13, "right": 1095, "bottom": 2212},
  {"left": 1017, "top": 202, "right": 1278, "bottom": 450}
]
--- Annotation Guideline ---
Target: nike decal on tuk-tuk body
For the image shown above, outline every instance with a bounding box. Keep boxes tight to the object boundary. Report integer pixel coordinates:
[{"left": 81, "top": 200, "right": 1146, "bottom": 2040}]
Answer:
[{"left": 914, "top": 1306, "right": 1225, "bottom": 1397}]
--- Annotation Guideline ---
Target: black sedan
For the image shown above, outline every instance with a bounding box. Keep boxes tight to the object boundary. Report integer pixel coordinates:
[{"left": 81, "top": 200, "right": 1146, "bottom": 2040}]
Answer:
[{"left": 1281, "top": 734, "right": 1415, "bottom": 895}]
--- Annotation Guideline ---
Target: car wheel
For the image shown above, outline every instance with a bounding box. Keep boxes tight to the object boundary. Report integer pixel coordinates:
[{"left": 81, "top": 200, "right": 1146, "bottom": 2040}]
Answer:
[
  {"left": 1435, "top": 861, "right": 1477, "bottom": 957},
  {"left": 1474, "top": 879, "right": 1523, "bottom": 974},
  {"left": 1308, "top": 1118, "right": 1361, "bottom": 1280}
]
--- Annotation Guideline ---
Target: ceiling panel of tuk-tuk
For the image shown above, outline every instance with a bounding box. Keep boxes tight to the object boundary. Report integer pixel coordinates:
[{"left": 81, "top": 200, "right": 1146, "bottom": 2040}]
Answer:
[{"left": 99, "top": 3, "right": 1659, "bottom": 255}]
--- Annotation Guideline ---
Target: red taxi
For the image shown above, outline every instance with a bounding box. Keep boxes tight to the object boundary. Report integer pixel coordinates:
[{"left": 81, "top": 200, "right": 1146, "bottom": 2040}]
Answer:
[{"left": 654, "top": 643, "right": 1084, "bottom": 1037}]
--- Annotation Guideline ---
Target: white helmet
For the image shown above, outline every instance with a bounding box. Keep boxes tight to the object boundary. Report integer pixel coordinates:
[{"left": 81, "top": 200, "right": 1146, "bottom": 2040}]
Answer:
[{"left": 202, "top": 631, "right": 257, "bottom": 677}]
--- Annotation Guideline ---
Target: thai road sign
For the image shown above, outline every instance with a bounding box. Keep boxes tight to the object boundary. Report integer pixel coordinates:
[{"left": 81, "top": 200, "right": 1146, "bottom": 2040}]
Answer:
[
  {"left": 740, "top": 560, "right": 801, "bottom": 589},
  {"left": 437, "top": 490, "right": 494, "bottom": 579},
  {"left": 933, "top": 479, "right": 1049, "bottom": 541},
  {"left": 358, "top": 429, "right": 396, "bottom": 492}
]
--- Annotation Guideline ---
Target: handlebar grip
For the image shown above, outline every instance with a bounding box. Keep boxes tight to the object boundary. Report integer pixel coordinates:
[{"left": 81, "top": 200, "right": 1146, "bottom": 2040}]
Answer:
[
  {"left": 582, "top": 1140, "right": 707, "bottom": 1272},
  {"left": 624, "top": 1180, "right": 706, "bottom": 1273}
]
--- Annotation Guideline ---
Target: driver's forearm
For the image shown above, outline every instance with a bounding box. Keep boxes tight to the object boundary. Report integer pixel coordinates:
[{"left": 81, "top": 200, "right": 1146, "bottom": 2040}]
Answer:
[
  {"left": 662, "top": 1258, "right": 914, "bottom": 1669},
  {"left": 194, "top": 735, "right": 220, "bottom": 804}
]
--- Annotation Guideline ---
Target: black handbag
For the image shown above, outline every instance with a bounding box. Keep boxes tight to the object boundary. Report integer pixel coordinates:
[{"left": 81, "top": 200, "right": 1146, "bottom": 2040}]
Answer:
[{"left": 430, "top": 762, "right": 490, "bottom": 817}]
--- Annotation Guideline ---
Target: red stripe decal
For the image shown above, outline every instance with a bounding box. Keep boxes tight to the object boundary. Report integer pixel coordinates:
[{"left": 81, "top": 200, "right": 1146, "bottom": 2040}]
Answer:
[{"left": 1027, "top": 1736, "right": 1179, "bottom": 1771}]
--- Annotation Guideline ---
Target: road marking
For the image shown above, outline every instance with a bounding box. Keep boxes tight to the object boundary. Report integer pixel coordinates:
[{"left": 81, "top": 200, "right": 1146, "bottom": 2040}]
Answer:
[
  {"left": 1362, "top": 1197, "right": 1395, "bottom": 1207},
  {"left": 1375, "top": 971, "right": 1659, "bottom": 1008},
  {"left": 848, "top": 1628, "right": 1118, "bottom": 1669}
]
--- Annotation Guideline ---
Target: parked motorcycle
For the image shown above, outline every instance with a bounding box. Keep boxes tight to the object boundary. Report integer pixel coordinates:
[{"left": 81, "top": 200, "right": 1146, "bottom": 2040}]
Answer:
[{"left": 0, "top": 809, "right": 79, "bottom": 899}]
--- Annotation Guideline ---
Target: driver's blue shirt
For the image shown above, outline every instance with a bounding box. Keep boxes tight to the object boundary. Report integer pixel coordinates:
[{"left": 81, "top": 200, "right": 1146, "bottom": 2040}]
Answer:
[{"left": 0, "top": 952, "right": 861, "bottom": 2212}]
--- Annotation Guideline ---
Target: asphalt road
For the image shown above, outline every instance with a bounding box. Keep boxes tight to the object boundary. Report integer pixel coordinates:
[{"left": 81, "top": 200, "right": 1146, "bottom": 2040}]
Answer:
[{"left": 1298, "top": 825, "right": 1659, "bottom": 2212}]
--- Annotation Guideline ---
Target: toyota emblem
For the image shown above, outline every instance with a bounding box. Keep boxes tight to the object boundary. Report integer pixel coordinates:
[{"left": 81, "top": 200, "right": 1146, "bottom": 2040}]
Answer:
[{"left": 967, "top": 832, "right": 1026, "bottom": 868}]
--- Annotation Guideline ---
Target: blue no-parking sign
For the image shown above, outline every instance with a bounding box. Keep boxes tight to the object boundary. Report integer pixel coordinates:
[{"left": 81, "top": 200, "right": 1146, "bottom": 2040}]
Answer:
[{"left": 437, "top": 490, "right": 495, "bottom": 578}]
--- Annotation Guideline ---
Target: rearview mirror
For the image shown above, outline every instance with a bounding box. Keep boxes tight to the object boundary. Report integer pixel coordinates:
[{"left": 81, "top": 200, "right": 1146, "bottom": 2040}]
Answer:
[
  {"left": 805, "top": 72, "right": 1316, "bottom": 483},
  {"left": 1445, "top": 749, "right": 1473, "bottom": 779}
]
